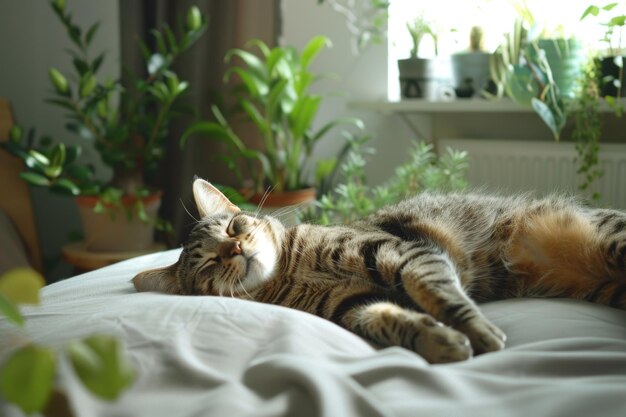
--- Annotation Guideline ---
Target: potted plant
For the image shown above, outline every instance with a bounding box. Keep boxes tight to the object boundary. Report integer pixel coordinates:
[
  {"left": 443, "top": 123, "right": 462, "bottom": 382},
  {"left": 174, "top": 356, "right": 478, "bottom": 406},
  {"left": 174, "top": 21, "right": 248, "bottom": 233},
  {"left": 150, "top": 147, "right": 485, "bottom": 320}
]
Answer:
[
  {"left": 489, "top": 19, "right": 530, "bottom": 100},
  {"left": 495, "top": 8, "right": 586, "bottom": 139},
  {"left": 1, "top": 0, "right": 206, "bottom": 251},
  {"left": 181, "top": 36, "right": 364, "bottom": 223},
  {"left": 301, "top": 137, "right": 469, "bottom": 225},
  {"left": 581, "top": 2, "right": 625, "bottom": 114},
  {"left": 397, "top": 15, "right": 451, "bottom": 99},
  {"left": 451, "top": 26, "right": 493, "bottom": 98}
]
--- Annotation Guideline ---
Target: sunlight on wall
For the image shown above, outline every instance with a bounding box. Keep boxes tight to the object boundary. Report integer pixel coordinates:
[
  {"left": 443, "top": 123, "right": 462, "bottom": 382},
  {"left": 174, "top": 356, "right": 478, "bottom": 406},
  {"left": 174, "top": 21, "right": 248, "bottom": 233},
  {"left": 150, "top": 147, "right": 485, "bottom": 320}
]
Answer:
[{"left": 387, "top": 0, "right": 614, "bottom": 100}]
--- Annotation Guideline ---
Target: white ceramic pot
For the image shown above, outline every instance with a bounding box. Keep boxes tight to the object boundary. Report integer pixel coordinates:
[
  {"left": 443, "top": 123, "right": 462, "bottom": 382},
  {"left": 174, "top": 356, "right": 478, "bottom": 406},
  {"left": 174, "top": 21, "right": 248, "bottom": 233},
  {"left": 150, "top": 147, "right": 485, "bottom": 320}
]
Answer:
[{"left": 397, "top": 58, "right": 454, "bottom": 100}]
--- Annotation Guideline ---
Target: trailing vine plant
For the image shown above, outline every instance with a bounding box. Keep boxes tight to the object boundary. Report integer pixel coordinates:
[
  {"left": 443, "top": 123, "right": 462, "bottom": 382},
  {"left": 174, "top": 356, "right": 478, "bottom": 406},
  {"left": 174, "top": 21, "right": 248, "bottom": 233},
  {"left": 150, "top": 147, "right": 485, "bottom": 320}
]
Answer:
[{"left": 572, "top": 59, "right": 603, "bottom": 201}]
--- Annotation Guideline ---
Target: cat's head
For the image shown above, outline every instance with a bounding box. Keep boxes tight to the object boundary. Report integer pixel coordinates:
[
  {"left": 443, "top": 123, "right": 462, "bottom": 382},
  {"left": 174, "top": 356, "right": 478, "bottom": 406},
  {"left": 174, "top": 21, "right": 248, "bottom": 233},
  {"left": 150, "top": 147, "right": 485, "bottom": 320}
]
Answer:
[{"left": 132, "top": 179, "right": 285, "bottom": 296}]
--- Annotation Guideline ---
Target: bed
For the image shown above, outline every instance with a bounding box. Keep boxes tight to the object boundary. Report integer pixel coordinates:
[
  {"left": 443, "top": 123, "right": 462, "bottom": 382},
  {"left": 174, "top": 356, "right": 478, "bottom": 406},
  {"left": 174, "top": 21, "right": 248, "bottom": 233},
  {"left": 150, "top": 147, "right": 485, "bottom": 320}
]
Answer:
[
  {"left": 1, "top": 247, "right": 626, "bottom": 417},
  {"left": 1, "top": 99, "right": 626, "bottom": 417}
]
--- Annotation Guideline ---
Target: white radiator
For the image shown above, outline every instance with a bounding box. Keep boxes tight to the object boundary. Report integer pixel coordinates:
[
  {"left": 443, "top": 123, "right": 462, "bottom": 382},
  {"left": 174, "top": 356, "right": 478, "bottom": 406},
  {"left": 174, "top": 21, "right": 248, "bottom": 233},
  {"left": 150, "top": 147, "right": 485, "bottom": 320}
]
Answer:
[{"left": 439, "top": 138, "right": 626, "bottom": 210}]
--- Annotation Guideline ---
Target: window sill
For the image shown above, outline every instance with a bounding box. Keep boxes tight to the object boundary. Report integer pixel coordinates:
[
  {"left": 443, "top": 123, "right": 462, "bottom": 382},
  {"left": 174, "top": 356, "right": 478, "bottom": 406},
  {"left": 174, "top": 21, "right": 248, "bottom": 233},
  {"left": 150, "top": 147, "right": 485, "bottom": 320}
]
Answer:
[{"left": 348, "top": 98, "right": 625, "bottom": 114}]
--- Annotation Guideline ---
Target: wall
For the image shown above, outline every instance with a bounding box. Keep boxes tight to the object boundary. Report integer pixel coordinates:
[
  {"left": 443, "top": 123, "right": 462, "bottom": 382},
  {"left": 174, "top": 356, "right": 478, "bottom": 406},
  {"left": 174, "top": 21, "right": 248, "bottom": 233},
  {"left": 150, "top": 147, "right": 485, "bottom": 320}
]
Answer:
[
  {"left": 281, "top": 0, "right": 626, "bottom": 189},
  {"left": 0, "top": 0, "right": 119, "bottom": 280}
]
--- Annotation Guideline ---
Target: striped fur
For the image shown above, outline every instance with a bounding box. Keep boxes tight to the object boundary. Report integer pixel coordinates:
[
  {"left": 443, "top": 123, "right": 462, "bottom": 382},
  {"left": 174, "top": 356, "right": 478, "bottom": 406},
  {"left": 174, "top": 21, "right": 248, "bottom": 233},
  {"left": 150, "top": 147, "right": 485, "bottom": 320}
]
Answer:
[{"left": 133, "top": 180, "right": 626, "bottom": 363}]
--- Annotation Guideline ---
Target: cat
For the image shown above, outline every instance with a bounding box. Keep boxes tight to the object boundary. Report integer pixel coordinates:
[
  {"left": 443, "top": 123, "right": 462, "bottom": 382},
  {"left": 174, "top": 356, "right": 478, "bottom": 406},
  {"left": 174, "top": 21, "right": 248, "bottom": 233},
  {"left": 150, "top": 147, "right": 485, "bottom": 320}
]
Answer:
[{"left": 133, "top": 178, "right": 626, "bottom": 364}]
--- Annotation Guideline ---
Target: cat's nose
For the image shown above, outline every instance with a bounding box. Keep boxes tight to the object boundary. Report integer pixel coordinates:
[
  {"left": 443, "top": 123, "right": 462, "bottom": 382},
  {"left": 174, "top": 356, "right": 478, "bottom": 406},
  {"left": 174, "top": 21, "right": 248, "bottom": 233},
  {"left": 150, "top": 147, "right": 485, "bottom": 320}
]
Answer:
[
  {"left": 231, "top": 241, "right": 242, "bottom": 257},
  {"left": 219, "top": 240, "right": 243, "bottom": 259}
]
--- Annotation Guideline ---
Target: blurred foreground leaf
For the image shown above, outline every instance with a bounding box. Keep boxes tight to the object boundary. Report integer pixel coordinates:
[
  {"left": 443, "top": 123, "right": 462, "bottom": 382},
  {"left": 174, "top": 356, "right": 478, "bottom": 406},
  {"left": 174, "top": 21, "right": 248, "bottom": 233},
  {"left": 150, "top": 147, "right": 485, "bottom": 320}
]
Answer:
[
  {"left": 0, "top": 345, "right": 56, "bottom": 414},
  {"left": 67, "top": 335, "right": 135, "bottom": 400}
]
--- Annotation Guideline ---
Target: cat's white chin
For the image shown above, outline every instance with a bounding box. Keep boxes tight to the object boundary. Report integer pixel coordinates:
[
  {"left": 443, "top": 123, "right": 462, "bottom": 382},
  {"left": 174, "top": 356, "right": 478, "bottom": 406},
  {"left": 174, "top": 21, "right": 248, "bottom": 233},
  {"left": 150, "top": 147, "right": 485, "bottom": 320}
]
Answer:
[{"left": 241, "top": 234, "right": 277, "bottom": 292}]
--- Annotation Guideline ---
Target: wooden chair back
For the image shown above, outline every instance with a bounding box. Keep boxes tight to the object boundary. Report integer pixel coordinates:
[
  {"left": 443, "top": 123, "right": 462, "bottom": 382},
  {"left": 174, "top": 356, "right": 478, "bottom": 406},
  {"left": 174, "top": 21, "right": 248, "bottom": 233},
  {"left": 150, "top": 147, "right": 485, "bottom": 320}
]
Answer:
[{"left": 0, "top": 98, "right": 43, "bottom": 272}]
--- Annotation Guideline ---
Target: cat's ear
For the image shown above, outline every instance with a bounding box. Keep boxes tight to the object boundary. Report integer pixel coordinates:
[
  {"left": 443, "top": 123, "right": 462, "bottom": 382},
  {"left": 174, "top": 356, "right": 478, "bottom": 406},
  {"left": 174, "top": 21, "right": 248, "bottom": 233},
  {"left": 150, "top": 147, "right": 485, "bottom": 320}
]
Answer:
[
  {"left": 132, "top": 262, "right": 181, "bottom": 294},
  {"left": 193, "top": 178, "right": 240, "bottom": 218}
]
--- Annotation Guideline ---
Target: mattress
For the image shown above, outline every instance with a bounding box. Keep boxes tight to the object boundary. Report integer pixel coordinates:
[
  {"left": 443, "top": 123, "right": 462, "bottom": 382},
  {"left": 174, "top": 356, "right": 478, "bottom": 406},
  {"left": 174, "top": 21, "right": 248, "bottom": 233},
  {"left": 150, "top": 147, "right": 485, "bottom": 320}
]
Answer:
[{"left": 1, "top": 249, "right": 626, "bottom": 417}]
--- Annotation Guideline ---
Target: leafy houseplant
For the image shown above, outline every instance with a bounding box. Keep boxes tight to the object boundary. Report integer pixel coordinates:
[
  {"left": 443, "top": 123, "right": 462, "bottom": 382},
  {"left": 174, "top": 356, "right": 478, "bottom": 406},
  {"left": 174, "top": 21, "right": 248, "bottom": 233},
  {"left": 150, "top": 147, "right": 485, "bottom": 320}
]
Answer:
[
  {"left": 397, "top": 15, "right": 452, "bottom": 100},
  {"left": 182, "top": 36, "right": 364, "bottom": 199},
  {"left": 489, "top": 19, "right": 528, "bottom": 100},
  {"left": 494, "top": 13, "right": 586, "bottom": 140},
  {"left": 493, "top": 12, "right": 604, "bottom": 197},
  {"left": 581, "top": 2, "right": 625, "bottom": 114},
  {"left": 303, "top": 138, "right": 469, "bottom": 225},
  {"left": 0, "top": 268, "right": 134, "bottom": 416},
  {"left": 1, "top": 0, "right": 206, "bottom": 250}
]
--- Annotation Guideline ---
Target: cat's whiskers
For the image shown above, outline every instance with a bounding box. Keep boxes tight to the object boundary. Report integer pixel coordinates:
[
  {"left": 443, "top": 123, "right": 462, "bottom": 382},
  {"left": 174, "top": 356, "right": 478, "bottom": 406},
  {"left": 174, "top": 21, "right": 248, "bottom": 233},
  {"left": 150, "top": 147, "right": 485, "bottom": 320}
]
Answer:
[
  {"left": 269, "top": 199, "right": 311, "bottom": 220},
  {"left": 255, "top": 185, "right": 276, "bottom": 219},
  {"left": 236, "top": 274, "right": 253, "bottom": 300},
  {"left": 180, "top": 198, "right": 199, "bottom": 223}
]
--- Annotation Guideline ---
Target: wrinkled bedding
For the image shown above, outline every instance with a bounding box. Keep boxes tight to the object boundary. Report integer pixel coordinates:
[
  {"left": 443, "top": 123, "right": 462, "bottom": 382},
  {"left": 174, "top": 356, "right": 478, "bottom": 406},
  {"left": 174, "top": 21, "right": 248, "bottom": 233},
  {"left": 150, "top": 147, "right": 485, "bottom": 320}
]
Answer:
[{"left": 1, "top": 249, "right": 626, "bottom": 417}]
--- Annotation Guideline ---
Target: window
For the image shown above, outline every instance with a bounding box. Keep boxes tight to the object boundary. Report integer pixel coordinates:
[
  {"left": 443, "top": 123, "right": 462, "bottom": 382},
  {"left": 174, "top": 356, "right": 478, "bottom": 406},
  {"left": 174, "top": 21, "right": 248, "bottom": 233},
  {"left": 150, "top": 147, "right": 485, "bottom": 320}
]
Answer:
[{"left": 387, "top": 0, "right": 616, "bottom": 100}]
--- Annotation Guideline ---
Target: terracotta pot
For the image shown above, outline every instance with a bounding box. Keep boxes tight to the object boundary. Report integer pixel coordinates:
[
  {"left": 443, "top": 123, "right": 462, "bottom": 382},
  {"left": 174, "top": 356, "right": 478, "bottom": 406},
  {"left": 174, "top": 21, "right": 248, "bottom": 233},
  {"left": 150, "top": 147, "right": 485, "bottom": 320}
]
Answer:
[
  {"left": 75, "top": 192, "right": 162, "bottom": 252},
  {"left": 244, "top": 188, "right": 316, "bottom": 226}
]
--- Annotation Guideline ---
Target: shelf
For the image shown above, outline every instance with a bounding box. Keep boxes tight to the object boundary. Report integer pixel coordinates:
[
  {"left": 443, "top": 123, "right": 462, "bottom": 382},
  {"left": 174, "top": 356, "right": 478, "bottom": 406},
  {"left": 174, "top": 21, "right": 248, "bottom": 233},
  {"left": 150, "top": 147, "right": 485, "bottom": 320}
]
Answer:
[
  {"left": 349, "top": 98, "right": 625, "bottom": 114},
  {"left": 349, "top": 98, "right": 531, "bottom": 113}
]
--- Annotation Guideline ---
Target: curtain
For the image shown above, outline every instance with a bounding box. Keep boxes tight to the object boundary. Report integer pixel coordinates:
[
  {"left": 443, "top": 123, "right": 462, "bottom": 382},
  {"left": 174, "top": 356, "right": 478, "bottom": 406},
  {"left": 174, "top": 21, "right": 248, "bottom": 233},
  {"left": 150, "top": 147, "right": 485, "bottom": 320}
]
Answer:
[{"left": 119, "top": 0, "right": 280, "bottom": 244}]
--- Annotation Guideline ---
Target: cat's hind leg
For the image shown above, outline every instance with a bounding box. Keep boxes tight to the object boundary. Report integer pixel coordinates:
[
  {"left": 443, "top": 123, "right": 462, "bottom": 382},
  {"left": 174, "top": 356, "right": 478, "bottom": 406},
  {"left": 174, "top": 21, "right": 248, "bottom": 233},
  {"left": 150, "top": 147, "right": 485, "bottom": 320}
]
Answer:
[{"left": 506, "top": 206, "right": 626, "bottom": 309}]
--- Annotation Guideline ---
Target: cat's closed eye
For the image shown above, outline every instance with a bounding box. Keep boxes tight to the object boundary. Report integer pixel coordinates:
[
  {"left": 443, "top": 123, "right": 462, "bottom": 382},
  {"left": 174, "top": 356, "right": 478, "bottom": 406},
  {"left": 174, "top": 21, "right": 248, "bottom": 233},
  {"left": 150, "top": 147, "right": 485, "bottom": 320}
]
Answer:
[
  {"left": 199, "top": 254, "right": 221, "bottom": 272},
  {"left": 227, "top": 216, "right": 250, "bottom": 237}
]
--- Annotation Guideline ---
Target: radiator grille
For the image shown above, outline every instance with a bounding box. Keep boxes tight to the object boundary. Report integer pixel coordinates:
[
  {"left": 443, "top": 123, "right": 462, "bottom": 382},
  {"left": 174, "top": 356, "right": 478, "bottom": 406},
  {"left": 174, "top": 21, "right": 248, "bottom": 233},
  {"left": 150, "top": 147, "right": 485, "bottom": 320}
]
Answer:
[{"left": 440, "top": 138, "right": 626, "bottom": 209}]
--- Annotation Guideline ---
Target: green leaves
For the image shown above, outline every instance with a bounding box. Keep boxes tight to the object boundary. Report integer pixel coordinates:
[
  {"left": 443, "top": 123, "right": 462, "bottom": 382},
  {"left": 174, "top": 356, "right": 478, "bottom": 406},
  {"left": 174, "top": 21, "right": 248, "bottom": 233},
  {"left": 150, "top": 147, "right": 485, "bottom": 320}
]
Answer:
[
  {"left": 0, "top": 294, "right": 24, "bottom": 326},
  {"left": 182, "top": 35, "right": 360, "bottom": 193},
  {"left": 0, "top": 267, "right": 45, "bottom": 305},
  {"left": 0, "top": 335, "right": 135, "bottom": 415},
  {"left": 300, "top": 36, "right": 331, "bottom": 70},
  {"left": 49, "top": 67, "right": 69, "bottom": 95},
  {"left": 0, "top": 269, "right": 52, "bottom": 413},
  {"left": 0, "top": 345, "right": 57, "bottom": 414},
  {"left": 67, "top": 335, "right": 135, "bottom": 400},
  {"left": 19, "top": 172, "right": 51, "bottom": 187},
  {"left": 305, "top": 140, "right": 469, "bottom": 225},
  {"left": 180, "top": 121, "right": 237, "bottom": 148},
  {"left": 80, "top": 72, "right": 97, "bottom": 97},
  {"left": 0, "top": 267, "right": 45, "bottom": 327},
  {"left": 0, "top": 266, "right": 135, "bottom": 413},
  {"left": 531, "top": 97, "right": 565, "bottom": 140},
  {"left": 581, "top": 5, "right": 601, "bottom": 20},
  {"left": 186, "top": 6, "right": 203, "bottom": 31}
]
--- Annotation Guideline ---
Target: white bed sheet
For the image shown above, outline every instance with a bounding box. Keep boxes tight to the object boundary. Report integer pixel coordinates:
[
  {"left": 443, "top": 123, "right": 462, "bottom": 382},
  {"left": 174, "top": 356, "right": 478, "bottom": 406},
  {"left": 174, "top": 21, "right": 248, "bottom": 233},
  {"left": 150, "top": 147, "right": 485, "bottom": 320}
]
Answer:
[{"left": 1, "top": 249, "right": 626, "bottom": 417}]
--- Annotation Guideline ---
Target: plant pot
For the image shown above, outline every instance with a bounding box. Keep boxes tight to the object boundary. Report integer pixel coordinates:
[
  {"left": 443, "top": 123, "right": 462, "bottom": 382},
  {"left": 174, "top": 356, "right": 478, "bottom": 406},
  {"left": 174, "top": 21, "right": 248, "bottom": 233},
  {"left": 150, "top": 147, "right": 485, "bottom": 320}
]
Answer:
[
  {"left": 75, "top": 192, "right": 162, "bottom": 252},
  {"left": 526, "top": 38, "right": 585, "bottom": 99},
  {"left": 244, "top": 188, "right": 316, "bottom": 227},
  {"left": 451, "top": 52, "right": 492, "bottom": 98},
  {"left": 397, "top": 58, "right": 454, "bottom": 100},
  {"left": 599, "top": 56, "right": 626, "bottom": 97}
]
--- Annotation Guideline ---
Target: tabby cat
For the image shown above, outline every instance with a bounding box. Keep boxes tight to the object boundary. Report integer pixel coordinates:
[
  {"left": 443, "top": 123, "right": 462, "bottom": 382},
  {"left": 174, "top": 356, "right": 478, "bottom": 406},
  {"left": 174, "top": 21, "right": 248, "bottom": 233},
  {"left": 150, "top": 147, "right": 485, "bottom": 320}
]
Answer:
[{"left": 133, "top": 179, "right": 626, "bottom": 363}]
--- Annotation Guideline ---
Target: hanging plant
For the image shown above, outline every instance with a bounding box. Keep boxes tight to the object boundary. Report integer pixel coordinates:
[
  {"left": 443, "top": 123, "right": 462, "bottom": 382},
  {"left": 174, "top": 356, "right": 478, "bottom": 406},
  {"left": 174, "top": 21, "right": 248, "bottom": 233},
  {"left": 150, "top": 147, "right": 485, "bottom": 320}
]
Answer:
[{"left": 572, "top": 59, "right": 603, "bottom": 200}]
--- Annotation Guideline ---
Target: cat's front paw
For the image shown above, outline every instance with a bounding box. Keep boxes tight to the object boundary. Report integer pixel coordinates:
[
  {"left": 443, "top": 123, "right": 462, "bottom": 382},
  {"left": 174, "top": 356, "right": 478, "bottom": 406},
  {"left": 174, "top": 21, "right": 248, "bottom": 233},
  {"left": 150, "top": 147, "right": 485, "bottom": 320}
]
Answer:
[
  {"left": 460, "top": 318, "right": 506, "bottom": 354},
  {"left": 417, "top": 318, "right": 473, "bottom": 364}
]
